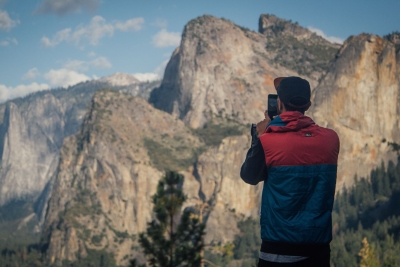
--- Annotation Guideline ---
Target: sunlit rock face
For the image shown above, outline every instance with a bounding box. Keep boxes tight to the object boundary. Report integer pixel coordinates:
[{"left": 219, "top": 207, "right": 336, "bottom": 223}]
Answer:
[
  {"left": 41, "top": 89, "right": 261, "bottom": 265},
  {"left": 149, "top": 15, "right": 331, "bottom": 129},
  {"left": 42, "top": 91, "right": 181, "bottom": 265},
  {"left": 311, "top": 34, "right": 400, "bottom": 188}
]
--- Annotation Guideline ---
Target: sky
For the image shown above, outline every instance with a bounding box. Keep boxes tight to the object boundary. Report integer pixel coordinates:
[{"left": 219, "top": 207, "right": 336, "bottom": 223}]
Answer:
[{"left": 0, "top": 0, "right": 399, "bottom": 102}]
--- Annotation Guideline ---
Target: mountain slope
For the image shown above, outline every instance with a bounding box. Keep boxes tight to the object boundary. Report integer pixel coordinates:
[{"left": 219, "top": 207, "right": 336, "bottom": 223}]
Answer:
[
  {"left": 0, "top": 76, "right": 159, "bottom": 206},
  {"left": 310, "top": 33, "right": 400, "bottom": 188},
  {"left": 41, "top": 89, "right": 261, "bottom": 265},
  {"left": 259, "top": 14, "right": 341, "bottom": 80},
  {"left": 149, "top": 15, "right": 338, "bottom": 129},
  {"left": 0, "top": 76, "right": 160, "bottom": 248}
]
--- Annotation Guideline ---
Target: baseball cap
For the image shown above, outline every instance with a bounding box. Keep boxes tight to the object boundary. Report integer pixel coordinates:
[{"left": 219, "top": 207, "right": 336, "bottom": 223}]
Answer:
[{"left": 273, "top": 76, "right": 311, "bottom": 108}]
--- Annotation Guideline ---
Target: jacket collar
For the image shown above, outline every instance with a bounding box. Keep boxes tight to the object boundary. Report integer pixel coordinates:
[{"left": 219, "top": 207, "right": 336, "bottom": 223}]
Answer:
[{"left": 266, "top": 111, "right": 314, "bottom": 133}]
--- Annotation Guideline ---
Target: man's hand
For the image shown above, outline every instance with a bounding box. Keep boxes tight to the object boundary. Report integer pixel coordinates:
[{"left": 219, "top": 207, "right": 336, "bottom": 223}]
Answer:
[{"left": 256, "top": 110, "right": 271, "bottom": 137}]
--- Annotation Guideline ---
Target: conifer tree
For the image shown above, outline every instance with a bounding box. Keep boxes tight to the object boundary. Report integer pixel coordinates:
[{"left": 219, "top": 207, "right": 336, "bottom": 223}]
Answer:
[
  {"left": 138, "top": 171, "right": 205, "bottom": 267},
  {"left": 358, "top": 237, "right": 380, "bottom": 267}
]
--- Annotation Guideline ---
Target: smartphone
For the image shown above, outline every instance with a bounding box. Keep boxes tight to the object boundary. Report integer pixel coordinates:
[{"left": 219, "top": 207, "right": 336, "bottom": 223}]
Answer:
[{"left": 267, "top": 94, "right": 278, "bottom": 120}]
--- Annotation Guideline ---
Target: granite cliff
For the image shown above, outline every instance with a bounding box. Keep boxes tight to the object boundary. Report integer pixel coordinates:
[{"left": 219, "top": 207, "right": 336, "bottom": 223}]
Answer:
[
  {"left": 311, "top": 33, "right": 400, "bottom": 188},
  {"left": 149, "top": 14, "right": 338, "bottom": 129},
  {"left": 41, "top": 89, "right": 261, "bottom": 265},
  {"left": 0, "top": 73, "right": 156, "bottom": 206},
  {"left": 0, "top": 74, "right": 160, "bottom": 242}
]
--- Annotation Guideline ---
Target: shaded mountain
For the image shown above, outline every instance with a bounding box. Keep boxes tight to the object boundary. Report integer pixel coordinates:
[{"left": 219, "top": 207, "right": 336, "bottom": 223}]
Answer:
[{"left": 0, "top": 76, "right": 160, "bottom": 245}]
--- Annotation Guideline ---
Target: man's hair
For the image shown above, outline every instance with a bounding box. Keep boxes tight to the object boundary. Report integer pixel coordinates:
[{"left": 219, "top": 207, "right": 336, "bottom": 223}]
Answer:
[{"left": 283, "top": 102, "right": 307, "bottom": 114}]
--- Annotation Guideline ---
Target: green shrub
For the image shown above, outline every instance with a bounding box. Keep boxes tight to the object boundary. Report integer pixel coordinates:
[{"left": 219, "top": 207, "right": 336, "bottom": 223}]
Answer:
[{"left": 192, "top": 121, "right": 245, "bottom": 147}]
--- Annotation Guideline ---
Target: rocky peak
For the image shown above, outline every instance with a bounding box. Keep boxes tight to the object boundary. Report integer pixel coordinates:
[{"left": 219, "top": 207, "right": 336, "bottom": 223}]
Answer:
[
  {"left": 385, "top": 31, "right": 400, "bottom": 44},
  {"left": 385, "top": 32, "right": 400, "bottom": 55},
  {"left": 259, "top": 14, "right": 340, "bottom": 81},
  {"left": 259, "top": 14, "right": 308, "bottom": 38},
  {"left": 150, "top": 15, "right": 312, "bottom": 129},
  {"left": 258, "top": 14, "right": 333, "bottom": 44},
  {"left": 97, "top": 72, "right": 140, "bottom": 87}
]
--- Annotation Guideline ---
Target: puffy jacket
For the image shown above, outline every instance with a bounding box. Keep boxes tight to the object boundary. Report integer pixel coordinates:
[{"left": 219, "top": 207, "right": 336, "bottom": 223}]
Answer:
[{"left": 240, "top": 111, "right": 340, "bottom": 255}]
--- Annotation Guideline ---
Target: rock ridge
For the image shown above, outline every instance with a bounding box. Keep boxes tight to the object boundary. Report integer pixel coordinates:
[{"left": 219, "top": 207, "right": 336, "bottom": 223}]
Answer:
[
  {"left": 150, "top": 14, "right": 326, "bottom": 129},
  {"left": 41, "top": 89, "right": 262, "bottom": 265},
  {"left": 311, "top": 33, "right": 400, "bottom": 188}
]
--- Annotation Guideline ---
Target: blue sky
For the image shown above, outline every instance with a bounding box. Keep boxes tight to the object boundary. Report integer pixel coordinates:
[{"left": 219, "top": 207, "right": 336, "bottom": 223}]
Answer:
[{"left": 0, "top": 0, "right": 399, "bottom": 102}]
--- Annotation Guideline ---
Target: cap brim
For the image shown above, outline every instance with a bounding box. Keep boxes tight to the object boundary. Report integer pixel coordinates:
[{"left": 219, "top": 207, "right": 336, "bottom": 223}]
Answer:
[{"left": 274, "top": 77, "right": 285, "bottom": 90}]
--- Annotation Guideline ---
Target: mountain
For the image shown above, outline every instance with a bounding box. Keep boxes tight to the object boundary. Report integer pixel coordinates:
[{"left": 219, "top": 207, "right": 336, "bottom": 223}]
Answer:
[
  {"left": 97, "top": 72, "right": 140, "bottom": 87},
  {"left": 0, "top": 77, "right": 160, "bottom": 244},
  {"left": 149, "top": 14, "right": 339, "bottom": 129},
  {"left": 311, "top": 33, "right": 400, "bottom": 188},
  {"left": 40, "top": 89, "right": 261, "bottom": 265},
  {"left": 0, "top": 77, "right": 159, "bottom": 206}
]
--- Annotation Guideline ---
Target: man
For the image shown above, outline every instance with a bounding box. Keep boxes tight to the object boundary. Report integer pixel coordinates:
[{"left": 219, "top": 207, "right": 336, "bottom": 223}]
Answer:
[{"left": 240, "top": 76, "right": 340, "bottom": 267}]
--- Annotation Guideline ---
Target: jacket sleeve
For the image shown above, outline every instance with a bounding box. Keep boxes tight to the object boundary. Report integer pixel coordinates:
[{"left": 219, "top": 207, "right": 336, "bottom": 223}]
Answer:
[{"left": 240, "top": 124, "right": 268, "bottom": 185}]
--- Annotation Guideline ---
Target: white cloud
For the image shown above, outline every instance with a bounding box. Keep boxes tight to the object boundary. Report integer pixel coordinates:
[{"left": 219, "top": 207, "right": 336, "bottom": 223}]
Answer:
[
  {"left": 132, "top": 73, "right": 159, "bottom": 82},
  {"left": 42, "top": 16, "right": 144, "bottom": 47},
  {"left": 90, "top": 56, "right": 111, "bottom": 69},
  {"left": 87, "top": 51, "right": 96, "bottom": 57},
  {"left": 0, "top": 37, "right": 17, "bottom": 46},
  {"left": 22, "top": 68, "right": 40, "bottom": 80},
  {"left": 152, "top": 18, "right": 168, "bottom": 28},
  {"left": 133, "top": 60, "right": 169, "bottom": 82},
  {"left": 308, "top": 26, "right": 344, "bottom": 44},
  {"left": 34, "top": 0, "right": 100, "bottom": 16},
  {"left": 0, "top": 9, "right": 19, "bottom": 31},
  {"left": 0, "top": 83, "right": 50, "bottom": 102},
  {"left": 63, "top": 56, "right": 111, "bottom": 71},
  {"left": 114, "top": 17, "right": 144, "bottom": 31},
  {"left": 41, "top": 28, "right": 71, "bottom": 47},
  {"left": 152, "top": 29, "right": 181, "bottom": 48},
  {"left": 44, "top": 68, "right": 90, "bottom": 88},
  {"left": 63, "top": 59, "right": 88, "bottom": 71},
  {"left": 73, "top": 16, "right": 114, "bottom": 45}
]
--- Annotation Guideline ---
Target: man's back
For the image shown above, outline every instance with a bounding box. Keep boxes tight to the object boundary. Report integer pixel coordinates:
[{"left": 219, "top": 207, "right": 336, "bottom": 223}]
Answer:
[{"left": 259, "top": 111, "right": 340, "bottom": 245}]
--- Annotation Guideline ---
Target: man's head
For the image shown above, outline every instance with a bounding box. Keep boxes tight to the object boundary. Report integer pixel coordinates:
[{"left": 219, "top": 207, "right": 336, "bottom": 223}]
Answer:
[{"left": 274, "top": 76, "right": 312, "bottom": 114}]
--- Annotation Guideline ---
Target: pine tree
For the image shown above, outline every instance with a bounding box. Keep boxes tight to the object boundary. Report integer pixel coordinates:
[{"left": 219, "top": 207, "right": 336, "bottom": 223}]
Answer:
[
  {"left": 358, "top": 237, "right": 380, "bottom": 267},
  {"left": 138, "top": 171, "right": 205, "bottom": 267}
]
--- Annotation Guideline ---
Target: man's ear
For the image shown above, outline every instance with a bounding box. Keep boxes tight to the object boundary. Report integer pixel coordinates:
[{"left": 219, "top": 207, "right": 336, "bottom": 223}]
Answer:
[
  {"left": 304, "top": 101, "right": 312, "bottom": 112},
  {"left": 277, "top": 98, "right": 285, "bottom": 113}
]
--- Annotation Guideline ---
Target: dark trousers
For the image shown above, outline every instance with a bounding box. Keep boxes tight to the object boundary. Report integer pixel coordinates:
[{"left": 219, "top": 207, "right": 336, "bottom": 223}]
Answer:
[{"left": 258, "top": 254, "right": 330, "bottom": 267}]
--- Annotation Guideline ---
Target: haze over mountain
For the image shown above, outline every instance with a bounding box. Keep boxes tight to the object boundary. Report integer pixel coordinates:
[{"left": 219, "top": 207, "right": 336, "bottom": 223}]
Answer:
[{"left": 0, "top": 13, "right": 399, "bottom": 266}]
